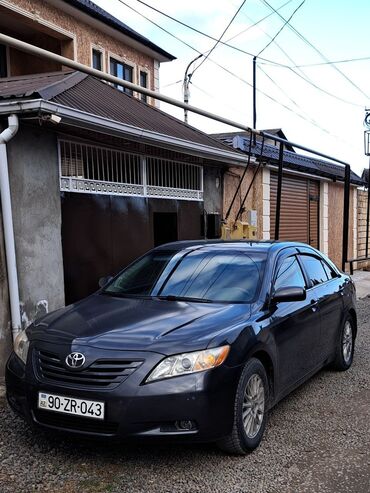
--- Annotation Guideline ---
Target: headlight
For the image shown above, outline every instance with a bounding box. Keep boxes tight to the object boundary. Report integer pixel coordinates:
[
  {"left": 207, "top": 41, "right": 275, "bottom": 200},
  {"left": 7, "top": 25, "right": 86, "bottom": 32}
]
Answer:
[
  {"left": 146, "top": 345, "right": 230, "bottom": 382},
  {"left": 14, "top": 329, "right": 30, "bottom": 364}
]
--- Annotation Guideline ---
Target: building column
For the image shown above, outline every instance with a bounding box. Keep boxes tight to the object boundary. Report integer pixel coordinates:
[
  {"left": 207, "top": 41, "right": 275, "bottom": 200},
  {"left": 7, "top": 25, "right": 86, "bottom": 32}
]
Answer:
[
  {"left": 353, "top": 187, "right": 358, "bottom": 270},
  {"left": 262, "top": 167, "right": 270, "bottom": 240},
  {"left": 320, "top": 181, "right": 329, "bottom": 255}
]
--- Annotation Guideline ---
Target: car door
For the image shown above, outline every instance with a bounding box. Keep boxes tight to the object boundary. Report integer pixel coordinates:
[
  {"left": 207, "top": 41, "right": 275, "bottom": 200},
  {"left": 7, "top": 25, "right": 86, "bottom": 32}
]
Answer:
[
  {"left": 298, "top": 253, "right": 344, "bottom": 362},
  {"left": 269, "top": 253, "right": 321, "bottom": 392}
]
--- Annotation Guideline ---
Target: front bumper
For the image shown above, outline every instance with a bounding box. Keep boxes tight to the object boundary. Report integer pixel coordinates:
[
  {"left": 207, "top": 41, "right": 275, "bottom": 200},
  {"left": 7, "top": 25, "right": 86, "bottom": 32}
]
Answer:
[{"left": 6, "top": 346, "right": 241, "bottom": 443}]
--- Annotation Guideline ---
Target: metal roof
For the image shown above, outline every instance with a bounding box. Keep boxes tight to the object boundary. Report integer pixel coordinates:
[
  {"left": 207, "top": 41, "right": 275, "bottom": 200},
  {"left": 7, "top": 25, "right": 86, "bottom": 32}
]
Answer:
[
  {"left": 0, "top": 71, "right": 237, "bottom": 153},
  {"left": 60, "top": 0, "right": 175, "bottom": 61},
  {"left": 215, "top": 133, "right": 363, "bottom": 185}
]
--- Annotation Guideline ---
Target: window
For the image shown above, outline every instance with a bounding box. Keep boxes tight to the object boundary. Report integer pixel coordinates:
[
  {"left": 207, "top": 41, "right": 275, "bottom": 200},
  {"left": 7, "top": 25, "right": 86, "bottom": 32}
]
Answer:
[
  {"left": 110, "top": 57, "right": 133, "bottom": 94},
  {"left": 0, "top": 44, "right": 7, "bottom": 78},
  {"left": 299, "top": 255, "right": 328, "bottom": 286},
  {"left": 321, "top": 260, "right": 337, "bottom": 280},
  {"left": 105, "top": 250, "right": 266, "bottom": 303},
  {"left": 59, "top": 140, "right": 203, "bottom": 201},
  {"left": 274, "top": 256, "right": 306, "bottom": 291},
  {"left": 92, "top": 49, "right": 102, "bottom": 71},
  {"left": 140, "top": 71, "right": 148, "bottom": 103}
]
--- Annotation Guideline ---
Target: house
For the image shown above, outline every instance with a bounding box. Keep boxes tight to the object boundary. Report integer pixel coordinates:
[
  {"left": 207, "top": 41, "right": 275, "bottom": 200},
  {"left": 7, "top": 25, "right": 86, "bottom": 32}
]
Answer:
[
  {"left": 0, "top": 70, "right": 247, "bottom": 377},
  {"left": 213, "top": 132, "right": 363, "bottom": 269},
  {"left": 0, "top": 0, "right": 248, "bottom": 378},
  {"left": 0, "top": 0, "right": 175, "bottom": 106}
]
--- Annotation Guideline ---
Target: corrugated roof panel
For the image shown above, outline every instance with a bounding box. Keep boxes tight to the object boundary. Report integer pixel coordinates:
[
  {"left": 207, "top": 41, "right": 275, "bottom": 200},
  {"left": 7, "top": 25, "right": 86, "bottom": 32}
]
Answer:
[
  {"left": 51, "top": 76, "right": 232, "bottom": 150},
  {"left": 215, "top": 134, "right": 363, "bottom": 185}
]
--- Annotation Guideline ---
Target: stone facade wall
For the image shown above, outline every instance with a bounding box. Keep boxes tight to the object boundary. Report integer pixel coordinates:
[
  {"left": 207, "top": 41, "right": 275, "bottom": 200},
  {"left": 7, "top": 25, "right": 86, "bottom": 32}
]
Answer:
[
  {"left": 357, "top": 189, "right": 370, "bottom": 269},
  {"left": 1, "top": 0, "right": 157, "bottom": 98}
]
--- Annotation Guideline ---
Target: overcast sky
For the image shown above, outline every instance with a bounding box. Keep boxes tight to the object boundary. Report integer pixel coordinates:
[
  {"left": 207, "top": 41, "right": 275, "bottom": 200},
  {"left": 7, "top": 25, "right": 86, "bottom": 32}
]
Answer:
[{"left": 94, "top": 0, "right": 369, "bottom": 175}]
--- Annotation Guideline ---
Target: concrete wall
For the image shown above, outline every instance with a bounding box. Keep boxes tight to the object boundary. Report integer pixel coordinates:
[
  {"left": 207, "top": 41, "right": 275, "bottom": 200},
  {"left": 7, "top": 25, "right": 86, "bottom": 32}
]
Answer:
[
  {"left": 203, "top": 166, "right": 223, "bottom": 215},
  {"left": 7, "top": 124, "right": 65, "bottom": 329}
]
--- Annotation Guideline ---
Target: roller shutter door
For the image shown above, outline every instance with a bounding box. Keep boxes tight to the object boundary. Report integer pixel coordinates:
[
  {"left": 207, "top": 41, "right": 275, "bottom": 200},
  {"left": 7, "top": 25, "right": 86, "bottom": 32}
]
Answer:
[{"left": 270, "top": 172, "right": 319, "bottom": 247}]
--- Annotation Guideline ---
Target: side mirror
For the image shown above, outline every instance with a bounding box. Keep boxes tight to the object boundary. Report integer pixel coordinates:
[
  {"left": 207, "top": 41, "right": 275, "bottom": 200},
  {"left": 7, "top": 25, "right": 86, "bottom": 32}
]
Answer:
[
  {"left": 98, "top": 276, "right": 113, "bottom": 288},
  {"left": 271, "top": 286, "right": 306, "bottom": 303}
]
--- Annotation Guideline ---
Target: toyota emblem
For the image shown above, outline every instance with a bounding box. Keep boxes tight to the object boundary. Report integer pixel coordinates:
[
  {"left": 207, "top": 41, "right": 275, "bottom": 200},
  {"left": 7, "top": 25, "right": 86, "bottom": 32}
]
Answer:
[{"left": 65, "top": 352, "right": 86, "bottom": 369}]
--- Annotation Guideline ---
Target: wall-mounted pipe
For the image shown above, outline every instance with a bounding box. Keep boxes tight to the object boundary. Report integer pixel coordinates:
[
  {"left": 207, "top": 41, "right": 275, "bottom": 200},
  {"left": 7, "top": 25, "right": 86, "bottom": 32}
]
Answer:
[{"left": 0, "top": 114, "right": 21, "bottom": 340}]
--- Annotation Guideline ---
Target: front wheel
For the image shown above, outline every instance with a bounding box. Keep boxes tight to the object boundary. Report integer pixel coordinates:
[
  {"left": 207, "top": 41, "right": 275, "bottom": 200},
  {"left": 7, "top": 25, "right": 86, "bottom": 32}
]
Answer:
[
  {"left": 217, "top": 358, "right": 269, "bottom": 455},
  {"left": 332, "top": 315, "right": 355, "bottom": 371}
]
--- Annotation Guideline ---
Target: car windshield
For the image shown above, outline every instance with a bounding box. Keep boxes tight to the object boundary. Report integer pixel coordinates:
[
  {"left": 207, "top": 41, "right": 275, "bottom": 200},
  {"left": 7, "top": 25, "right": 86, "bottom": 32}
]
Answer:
[{"left": 103, "top": 248, "right": 266, "bottom": 303}]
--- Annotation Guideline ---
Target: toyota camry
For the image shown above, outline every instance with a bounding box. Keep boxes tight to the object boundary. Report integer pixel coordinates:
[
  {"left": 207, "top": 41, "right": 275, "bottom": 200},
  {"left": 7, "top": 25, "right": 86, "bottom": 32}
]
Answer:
[{"left": 6, "top": 241, "right": 356, "bottom": 454}]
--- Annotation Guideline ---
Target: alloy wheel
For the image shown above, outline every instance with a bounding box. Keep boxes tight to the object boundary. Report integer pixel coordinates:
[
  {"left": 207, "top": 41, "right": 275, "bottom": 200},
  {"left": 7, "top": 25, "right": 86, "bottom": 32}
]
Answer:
[
  {"left": 242, "top": 373, "right": 265, "bottom": 439},
  {"left": 342, "top": 320, "right": 353, "bottom": 364}
]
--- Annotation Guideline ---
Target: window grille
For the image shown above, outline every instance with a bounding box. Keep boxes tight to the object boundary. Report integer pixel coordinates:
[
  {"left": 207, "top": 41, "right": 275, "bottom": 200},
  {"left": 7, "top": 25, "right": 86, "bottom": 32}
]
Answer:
[{"left": 59, "top": 140, "right": 203, "bottom": 201}]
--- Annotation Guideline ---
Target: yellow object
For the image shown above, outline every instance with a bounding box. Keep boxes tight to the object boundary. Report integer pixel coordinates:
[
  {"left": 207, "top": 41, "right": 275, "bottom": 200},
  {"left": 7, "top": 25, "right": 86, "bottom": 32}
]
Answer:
[{"left": 221, "top": 221, "right": 257, "bottom": 240}]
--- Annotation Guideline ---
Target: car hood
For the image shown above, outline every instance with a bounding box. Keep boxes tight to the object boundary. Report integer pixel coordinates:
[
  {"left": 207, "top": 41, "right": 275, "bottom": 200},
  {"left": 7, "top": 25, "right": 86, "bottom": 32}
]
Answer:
[{"left": 30, "top": 294, "right": 251, "bottom": 354}]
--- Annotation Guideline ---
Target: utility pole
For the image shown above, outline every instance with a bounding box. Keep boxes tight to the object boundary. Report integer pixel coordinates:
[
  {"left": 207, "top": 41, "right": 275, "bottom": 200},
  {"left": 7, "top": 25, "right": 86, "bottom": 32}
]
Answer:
[
  {"left": 253, "top": 56, "right": 257, "bottom": 130},
  {"left": 183, "top": 54, "right": 203, "bottom": 123}
]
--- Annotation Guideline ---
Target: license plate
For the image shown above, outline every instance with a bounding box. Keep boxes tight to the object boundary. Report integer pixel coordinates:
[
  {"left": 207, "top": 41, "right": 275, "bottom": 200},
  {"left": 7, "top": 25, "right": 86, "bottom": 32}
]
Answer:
[{"left": 38, "top": 392, "right": 105, "bottom": 420}]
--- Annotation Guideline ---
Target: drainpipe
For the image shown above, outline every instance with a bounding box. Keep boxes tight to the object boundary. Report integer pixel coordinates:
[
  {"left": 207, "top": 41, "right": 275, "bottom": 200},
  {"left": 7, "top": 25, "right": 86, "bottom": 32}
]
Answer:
[{"left": 0, "top": 114, "right": 21, "bottom": 341}]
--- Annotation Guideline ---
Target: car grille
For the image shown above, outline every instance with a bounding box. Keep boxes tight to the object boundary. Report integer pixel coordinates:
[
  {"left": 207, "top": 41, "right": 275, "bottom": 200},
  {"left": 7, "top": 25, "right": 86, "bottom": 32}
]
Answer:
[
  {"left": 34, "top": 409, "right": 118, "bottom": 435},
  {"left": 35, "top": 350, "right": 143, "bottom": 389}
]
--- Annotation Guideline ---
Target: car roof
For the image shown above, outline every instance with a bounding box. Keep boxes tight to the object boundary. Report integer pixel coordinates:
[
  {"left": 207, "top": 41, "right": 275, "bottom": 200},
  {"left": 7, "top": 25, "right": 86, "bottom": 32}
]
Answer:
[{"left": 154, "top": 240, "right": 314, "bottom": 255}]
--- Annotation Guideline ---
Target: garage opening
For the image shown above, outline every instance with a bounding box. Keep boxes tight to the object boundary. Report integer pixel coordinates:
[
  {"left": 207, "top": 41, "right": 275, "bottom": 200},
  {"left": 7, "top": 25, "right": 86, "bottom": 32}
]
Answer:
[{"left": 153, "top": 212, "right": 178, "bottom": 246}]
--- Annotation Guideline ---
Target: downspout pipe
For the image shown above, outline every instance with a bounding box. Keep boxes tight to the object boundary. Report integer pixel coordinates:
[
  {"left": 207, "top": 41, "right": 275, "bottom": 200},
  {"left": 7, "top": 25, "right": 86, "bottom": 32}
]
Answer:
[{"left": 0, "top": 114, "right": 21, "bottom": 341}]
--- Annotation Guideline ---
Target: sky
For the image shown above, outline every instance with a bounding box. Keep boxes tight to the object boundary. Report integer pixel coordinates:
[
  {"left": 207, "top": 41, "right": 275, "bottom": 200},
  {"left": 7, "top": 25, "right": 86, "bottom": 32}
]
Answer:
[{"left": 93, "top": 0, "right": 370, "bottom": 175}]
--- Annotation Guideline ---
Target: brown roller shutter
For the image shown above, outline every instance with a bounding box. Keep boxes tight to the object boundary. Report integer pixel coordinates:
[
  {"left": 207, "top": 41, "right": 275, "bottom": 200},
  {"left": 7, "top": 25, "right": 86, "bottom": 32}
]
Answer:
[{"left": 270, "top": 172, "right": 319, "bottom": 247}]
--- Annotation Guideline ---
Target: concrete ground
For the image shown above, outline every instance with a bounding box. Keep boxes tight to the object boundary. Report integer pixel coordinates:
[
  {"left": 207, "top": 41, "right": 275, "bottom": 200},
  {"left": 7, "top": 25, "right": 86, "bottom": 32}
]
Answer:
[
  {"left": 351, "top": 269, "right": 370, "bottom": 299},
  {"left": 0, "top": 298, "right": 369, "bottom": 493}
]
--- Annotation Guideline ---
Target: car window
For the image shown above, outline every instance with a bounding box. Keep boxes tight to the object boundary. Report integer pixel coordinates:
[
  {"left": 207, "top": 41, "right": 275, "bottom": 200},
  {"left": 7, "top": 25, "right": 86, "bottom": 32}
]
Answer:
[
  {"left": 299, "top": 255, "right": 329, "bottom": 286},
  {"left": 321, "top": 260, "right": 337, "bottom": 280},
  {"left": 274, "top": 256, "right": 306, "bottom": 291}
]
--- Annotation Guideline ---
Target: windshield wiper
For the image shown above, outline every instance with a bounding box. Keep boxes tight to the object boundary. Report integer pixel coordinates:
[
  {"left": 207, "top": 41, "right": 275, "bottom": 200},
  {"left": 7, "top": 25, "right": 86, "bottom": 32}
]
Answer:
[{"left": 155, "top": 295, "right": 212, "bottom": 303}]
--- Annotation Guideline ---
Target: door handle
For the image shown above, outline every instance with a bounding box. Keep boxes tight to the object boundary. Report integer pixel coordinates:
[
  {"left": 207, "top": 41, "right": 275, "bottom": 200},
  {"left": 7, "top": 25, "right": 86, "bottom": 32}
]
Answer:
[{"left": 310, "top": 300, "right": 319, "bottom": 312}]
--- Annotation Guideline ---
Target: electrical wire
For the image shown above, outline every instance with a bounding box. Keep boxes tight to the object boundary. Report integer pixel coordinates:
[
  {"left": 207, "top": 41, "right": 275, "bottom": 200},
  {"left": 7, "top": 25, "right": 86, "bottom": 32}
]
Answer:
[
  {"left": 293, "top": 56, "right": 370, "bottom": 68},
  {"left": 114, "top": 0, "right": 363, "bottom": 127},
  {"left": 192, "top": 0, "right": 247, "bottom": 74},
  {"left": 131, "top": 0, "right": 290, "bottom": 67},
  {"left": 260, "top": 0, "right": 370, "bottom": 99},
  {"left": 257, "top": 0, "right": 305, "bottom": 57},
  {"left": 257, "top": 65, "right": 356, "bottom": 147}
]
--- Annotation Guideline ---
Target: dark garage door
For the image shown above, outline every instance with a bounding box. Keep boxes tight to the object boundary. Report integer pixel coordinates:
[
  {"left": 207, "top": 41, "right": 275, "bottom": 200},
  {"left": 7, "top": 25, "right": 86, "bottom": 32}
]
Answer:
[
  {"left": 270, "top": 172, "right": 320, "bottom": 248},
  {"left": 61, "top": 193, "right": 202, "bottom": 305}
]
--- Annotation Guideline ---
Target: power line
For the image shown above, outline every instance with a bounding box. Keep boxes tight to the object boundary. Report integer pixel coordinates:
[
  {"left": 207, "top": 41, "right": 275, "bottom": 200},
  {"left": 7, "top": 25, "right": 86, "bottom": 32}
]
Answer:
[
  {"left": 257, "top": 65, "right": 356, "bottom": 147},
  {"left": 193, "top": 0, "right": 247, "bottom": 74},
  {"left": 115, "top": 0, "right": 363, "bottom": 119},
  {"left": 132, "top": 0, "right": 290, "bottom": 67},
  {"left": 260, "top": 0, "right": 370, "bottom": 100},
  {"left": 293, "top": 56, "right": 370, "bottom": 67},
  {"left": 257, "top": 0, "right": 305, "bottom": 57}
]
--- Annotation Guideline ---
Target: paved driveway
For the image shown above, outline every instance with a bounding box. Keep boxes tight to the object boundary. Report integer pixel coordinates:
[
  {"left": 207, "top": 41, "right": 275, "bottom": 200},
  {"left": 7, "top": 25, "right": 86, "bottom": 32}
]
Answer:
[{"left": 1, "top": 299, "right": 369, "bottom": 493}]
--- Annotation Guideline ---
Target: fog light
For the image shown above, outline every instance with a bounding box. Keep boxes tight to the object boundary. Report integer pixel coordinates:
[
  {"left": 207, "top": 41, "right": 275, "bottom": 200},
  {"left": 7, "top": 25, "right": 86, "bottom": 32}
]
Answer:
[{"left": 176, "top": 420, "right": 196, "bottom": 431}]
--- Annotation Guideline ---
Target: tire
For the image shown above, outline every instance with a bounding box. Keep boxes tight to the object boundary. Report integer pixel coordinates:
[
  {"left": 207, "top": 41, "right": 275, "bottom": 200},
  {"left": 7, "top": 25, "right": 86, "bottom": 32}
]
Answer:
[
  {"left": 332, "top": 314, "right": 355, "bottom": 371},
  {"left": 217, "top": 358, "right": 269, "bottom": 455}
]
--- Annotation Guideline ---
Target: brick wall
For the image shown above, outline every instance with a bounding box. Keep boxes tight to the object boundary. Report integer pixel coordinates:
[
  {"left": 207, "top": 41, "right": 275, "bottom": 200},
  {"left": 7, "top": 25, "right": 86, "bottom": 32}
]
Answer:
[{"left": 357, "top": 189, "right": 370, "bottom": 268}]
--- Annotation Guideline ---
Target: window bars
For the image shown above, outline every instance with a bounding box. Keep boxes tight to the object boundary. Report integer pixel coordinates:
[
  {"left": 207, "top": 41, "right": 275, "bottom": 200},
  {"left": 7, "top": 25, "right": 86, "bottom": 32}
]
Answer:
[{"left": 59, "top": 140, "right": 203, "bottom": 201}]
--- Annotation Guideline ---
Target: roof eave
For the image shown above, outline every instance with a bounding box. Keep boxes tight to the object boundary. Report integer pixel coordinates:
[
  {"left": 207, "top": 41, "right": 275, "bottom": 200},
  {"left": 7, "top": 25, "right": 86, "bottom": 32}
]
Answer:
[{"left": 0, "top": 99, "right": 248, "bottom": 165}]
